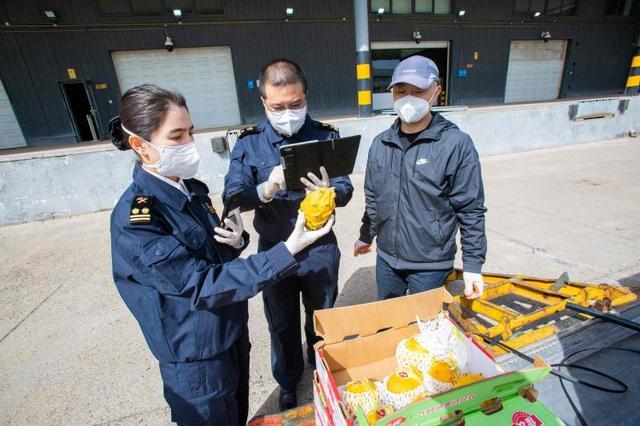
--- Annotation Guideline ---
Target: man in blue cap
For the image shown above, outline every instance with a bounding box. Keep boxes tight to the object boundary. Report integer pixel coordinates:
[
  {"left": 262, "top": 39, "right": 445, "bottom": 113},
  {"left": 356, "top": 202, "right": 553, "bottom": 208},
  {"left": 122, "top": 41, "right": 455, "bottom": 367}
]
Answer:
[{"left": 354, "top": 55, "right": 487, "bottom": 301}]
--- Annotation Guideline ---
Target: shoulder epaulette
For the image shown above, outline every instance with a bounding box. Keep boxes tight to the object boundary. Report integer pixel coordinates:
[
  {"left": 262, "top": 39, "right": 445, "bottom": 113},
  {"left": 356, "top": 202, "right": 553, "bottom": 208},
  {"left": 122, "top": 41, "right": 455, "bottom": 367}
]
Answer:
[
  {"left": 129, "top": 195, "right": 154, "bottom": 224},
  {"left": 314, "top": 121, "right": 339, "bottom": 133},
  {"left": 237, "top": 126, "right": 260, "bottom": 139}
]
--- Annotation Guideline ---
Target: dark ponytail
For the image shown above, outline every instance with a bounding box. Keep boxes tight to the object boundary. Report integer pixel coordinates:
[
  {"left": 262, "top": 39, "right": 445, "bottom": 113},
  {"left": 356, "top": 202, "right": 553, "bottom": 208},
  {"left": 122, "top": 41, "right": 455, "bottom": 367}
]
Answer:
[
  {"left": 108, "top": 116, "right": 128, "bottom": 150},
  {"left": 109, "top": 84, "right": 188, "bottom": 151}
]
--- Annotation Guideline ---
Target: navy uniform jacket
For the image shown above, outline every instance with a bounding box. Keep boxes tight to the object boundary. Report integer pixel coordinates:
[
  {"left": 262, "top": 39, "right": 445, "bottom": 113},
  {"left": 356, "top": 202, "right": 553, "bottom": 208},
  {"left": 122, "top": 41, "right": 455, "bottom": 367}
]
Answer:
[
  {"left": 223, "top": 116, "right": 353, "bottom": 245},
  {"left": 110, "top": 164, "right": 299, "bottom": 363}
]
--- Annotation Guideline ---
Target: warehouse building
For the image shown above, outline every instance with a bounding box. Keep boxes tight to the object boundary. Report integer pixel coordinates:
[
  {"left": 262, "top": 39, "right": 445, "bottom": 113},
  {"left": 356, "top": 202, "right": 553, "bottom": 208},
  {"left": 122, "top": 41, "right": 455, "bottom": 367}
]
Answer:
[{"left": 0, "top": 0, "right": 638, "bottom": 150}]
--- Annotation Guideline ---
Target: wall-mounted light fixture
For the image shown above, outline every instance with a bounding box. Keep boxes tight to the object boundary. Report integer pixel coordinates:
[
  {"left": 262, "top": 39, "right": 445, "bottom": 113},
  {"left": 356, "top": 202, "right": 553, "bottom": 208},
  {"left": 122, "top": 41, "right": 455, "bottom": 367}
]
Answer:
[
  {"left": 44, "top": 10, "right": 58, "bottom": 24},
  {"left": 533, "top": 11, "right": 542, "bottom": 18},
  {"left": 172, "top": 9, "right": 182, "bottom": 21},
  {"left": 541, "top": 31, "right": 551, "bottom": 42},
  {"left": 285, "top": 7, "right": 293, "bottom": 21},
  {"left": 162, "top": 28, "right": 174, "bottom": 52},
  {"left": 376, "top": 8, "right": 385, "bottom": 22},
  {"left": 412, "top": 30, "right": 422, "bottom": 44},
  {"left": 458, "top": 10, "right": 466, "bottom": 17}
]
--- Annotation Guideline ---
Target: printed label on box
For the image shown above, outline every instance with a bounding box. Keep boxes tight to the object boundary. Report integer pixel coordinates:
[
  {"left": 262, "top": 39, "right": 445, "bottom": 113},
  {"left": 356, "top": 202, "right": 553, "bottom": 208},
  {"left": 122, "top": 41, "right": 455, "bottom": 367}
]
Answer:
[{"left": 512, "top": 411, "right": 543, "bottom": 426}]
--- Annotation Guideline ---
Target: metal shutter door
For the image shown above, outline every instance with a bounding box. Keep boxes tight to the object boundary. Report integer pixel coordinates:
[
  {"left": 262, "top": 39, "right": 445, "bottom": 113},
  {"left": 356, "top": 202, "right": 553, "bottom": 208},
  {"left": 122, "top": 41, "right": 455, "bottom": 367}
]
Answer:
[
  {"left": 112, "top": 47, "right": 241, "bottom": 129},
  {"left": 0, "top": 79, "right": 27, "bottom": 149},
  {"left": 504, "top": 40, "right": 567, "bottom": 103}
]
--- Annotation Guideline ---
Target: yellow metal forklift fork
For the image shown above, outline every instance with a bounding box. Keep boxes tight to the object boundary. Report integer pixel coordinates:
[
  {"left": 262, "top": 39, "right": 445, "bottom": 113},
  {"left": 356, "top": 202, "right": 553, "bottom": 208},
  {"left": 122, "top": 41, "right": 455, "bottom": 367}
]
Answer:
[{"left": 445, "top": 270, "right": 638, "bottom": 356}]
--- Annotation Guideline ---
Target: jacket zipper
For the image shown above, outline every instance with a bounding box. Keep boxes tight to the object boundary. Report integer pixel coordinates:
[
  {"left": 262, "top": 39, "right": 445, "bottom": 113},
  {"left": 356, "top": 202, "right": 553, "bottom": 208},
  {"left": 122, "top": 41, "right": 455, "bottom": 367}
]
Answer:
[
  {"left": 412, "top": 144, "right": 423, "bottom": 178},
  {"left": 394, "top": 148, "right": 405, "bottom": 262}
]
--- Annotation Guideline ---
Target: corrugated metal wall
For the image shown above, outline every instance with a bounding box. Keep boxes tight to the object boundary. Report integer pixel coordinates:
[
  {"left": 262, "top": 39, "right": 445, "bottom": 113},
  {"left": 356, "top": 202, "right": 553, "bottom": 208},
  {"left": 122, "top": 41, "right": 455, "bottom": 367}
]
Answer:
[
  {"left": 0, "top": 0, "right": 357, "bottom": 147},
  {"left": 369, "top": 0, "right": 639, "bottom": 106},
  {"left": 0, "top": 0, "right": 638, "bottom": 148}
]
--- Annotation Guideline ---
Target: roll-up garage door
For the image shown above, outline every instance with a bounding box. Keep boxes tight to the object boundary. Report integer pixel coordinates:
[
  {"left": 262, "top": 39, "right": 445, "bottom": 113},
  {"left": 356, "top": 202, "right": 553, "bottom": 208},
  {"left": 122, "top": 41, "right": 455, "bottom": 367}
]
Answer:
[
  {"left": 112, "top": 47, "right": 241, "bottom": 130},
  {"left": 504, "top": 40, "right": 568, "bottom": 103},
  {"left": 0, "top": 79, "right": 27, "bottom": 149}
]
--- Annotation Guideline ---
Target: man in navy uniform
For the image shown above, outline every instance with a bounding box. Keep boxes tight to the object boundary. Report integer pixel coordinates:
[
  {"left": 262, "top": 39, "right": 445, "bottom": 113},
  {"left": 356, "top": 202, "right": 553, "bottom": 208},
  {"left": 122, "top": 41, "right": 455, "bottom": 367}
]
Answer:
[{"left": 223, "top": 59, "right": 353, "bottom": 410}]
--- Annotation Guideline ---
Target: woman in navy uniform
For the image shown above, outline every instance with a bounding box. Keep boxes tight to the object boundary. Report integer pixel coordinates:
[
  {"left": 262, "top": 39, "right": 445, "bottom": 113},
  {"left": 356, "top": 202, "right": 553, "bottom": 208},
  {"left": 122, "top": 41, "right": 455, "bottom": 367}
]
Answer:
[{"left": 109, "top": 84, "right": 334, "bottom": 425}]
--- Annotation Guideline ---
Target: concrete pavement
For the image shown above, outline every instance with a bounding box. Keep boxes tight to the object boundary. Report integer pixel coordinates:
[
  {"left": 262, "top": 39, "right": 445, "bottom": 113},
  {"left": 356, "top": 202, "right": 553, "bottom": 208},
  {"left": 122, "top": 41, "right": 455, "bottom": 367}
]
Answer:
[{"left": 0, "top": 137, "right": 639, "bottom": 424}]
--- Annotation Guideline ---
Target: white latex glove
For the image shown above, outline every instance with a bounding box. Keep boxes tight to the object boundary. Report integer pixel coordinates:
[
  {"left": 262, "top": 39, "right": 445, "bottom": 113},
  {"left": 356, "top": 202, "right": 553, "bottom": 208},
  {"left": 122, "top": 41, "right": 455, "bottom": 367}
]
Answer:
[
  {"left": 262, "top": 165, "right": 286, "bottom": 200},
  {"left": 214, "top": 211, "right": 244, "bottom": 249},
  {"left": 353, "top": 240, "right": 372, "bottom": 257},
  {"left": 300, "top": 166, "right": 330, "bottom": 193},
  {"left": 284, "top": 211, "right": 335, "bottom": 255},
  {"left": 463, "top": 271, "right": 484, "bottom": 299}
]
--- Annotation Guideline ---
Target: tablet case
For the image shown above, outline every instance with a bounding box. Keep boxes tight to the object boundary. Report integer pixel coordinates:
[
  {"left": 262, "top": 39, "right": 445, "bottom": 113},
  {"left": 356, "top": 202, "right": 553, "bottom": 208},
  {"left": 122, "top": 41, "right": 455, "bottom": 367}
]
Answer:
[{"left": 280, "top": 135, "right": 361, "bottom": 191}]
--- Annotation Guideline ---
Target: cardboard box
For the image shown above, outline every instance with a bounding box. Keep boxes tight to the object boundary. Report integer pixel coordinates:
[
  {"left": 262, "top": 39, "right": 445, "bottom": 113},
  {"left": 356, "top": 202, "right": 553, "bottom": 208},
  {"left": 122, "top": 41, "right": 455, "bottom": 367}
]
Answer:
[
  {"left": 314, "top": 371, "right": 334, "bottom": 426},
  {"left": 313, "top": 288, "right": 561, "bottom": 425},
  {"left": 464, "top": 396, "right": 562, "bottom": 426}
]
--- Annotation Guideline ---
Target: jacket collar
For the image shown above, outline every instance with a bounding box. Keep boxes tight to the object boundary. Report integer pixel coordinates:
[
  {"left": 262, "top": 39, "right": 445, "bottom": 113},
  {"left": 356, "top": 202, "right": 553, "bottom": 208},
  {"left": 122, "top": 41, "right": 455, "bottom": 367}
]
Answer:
[
  {"left": 381, "top": 113, "right": 449, "bottom": 149},
  {"left": 132, "top": 163, "right": 208, "bottom": 211}
]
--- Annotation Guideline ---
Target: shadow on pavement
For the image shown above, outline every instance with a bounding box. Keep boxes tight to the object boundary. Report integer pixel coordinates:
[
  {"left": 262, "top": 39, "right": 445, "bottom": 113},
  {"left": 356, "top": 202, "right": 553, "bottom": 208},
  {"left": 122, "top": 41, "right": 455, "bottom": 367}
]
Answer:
[
  {"left": 537, "top": 334, "right": 640, "bottom": 425},
  {"left": 618, "top": 272, "right": 640, "bottom": 287},
  {"left": 335, "top": 266, "right": 377, "bottom": 307}
]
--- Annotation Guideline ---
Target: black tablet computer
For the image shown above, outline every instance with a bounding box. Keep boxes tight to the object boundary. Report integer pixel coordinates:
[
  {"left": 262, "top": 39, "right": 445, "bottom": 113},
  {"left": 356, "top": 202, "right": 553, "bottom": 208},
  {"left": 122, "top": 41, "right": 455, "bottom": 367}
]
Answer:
[{"left": 279, "top": 135, "right": 361, "bottom": 191}]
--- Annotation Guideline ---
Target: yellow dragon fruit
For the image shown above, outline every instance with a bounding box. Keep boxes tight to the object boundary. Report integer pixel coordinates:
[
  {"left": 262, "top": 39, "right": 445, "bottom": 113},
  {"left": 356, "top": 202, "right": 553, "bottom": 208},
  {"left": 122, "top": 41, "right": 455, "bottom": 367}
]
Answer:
[{"left": 300, "top": 187, "right": 336, "bottom": 230}]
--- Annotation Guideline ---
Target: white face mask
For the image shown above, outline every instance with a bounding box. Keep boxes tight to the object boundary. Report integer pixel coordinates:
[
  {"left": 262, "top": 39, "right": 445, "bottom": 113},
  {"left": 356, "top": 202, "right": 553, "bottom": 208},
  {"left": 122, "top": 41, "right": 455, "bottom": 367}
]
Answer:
[
  {"left": 122, "top": 124, "right": 201, "bottom": 179},
  {"left": 265, "top": 106, "right": 307, "bottom": 137},
  {"left": 146, "top": 140, "right": 201, "bottom": 179},
  {"left": 393, "top": 93, "right": 436, "bottom": 124}
]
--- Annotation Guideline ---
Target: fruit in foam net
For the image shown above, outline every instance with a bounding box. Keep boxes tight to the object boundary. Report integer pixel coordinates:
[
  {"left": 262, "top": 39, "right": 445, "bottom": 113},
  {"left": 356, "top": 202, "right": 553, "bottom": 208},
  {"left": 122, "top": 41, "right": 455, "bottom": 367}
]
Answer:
[
  {"left": 396, "top": 335, "right": 430, "bottom": 370},
  {"left": 428, "top": 359, "right": 457, "bottom": 384},
  {"left": 416, "top": 312, "right": 469, "bottom": 373},
  {"left": 342, "top": 379, "right": 379, "bottom": 419},
  {"left": 453, "top": 373, "right": 484, "bottom": 388},
  {"left": 366, "top": 406, "right": 394, "bottom": 424},
  {"left": 299, "top": 187, "right": 336, "bottom": 230},
  {"left": 420, "top": 354, "right": 459, "bottom": 395},
  {"left": 378, "top": 366, "right": 426, "bottom": 411}
]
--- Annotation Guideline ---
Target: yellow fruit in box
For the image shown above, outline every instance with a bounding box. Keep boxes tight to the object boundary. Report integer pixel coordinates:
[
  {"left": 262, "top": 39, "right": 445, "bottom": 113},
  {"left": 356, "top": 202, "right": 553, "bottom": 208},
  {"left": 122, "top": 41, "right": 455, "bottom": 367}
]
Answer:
[
  {"left": 379, "top": 366, "right": 426, "bottom": 411},
  {"left": 420, "top": 355, "right": 459, "bottom": 395},
  {"left": 300, "top": 187, "right": 336, "bottom": 230},
  {"left": 428, "top": 360, "right": 457, "bottom": 384},
  {"left": 453, "top": 373, "right": 484, "bottom": 388},
  {"left": 366, "top": 406, "right": 394, "bottom": 424},
  {"left": 396, "top": 335, "right": 430, "bottom": 370},
  {"left": 343, "top": 379, "right": 379, "bottom": 418}
]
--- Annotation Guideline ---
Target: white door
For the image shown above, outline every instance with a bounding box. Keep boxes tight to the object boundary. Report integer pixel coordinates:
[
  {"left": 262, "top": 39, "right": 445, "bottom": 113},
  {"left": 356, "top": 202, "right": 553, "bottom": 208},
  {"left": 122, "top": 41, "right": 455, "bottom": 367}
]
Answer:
[
  {"left": 112, "top": 47, "right": 241, "bottom": 130},
  {"left": 504, "top": 40, "right": 568, "bottom": 103},
  {"left": 0, "top": 79, "right": 27, "bottom": 149}
]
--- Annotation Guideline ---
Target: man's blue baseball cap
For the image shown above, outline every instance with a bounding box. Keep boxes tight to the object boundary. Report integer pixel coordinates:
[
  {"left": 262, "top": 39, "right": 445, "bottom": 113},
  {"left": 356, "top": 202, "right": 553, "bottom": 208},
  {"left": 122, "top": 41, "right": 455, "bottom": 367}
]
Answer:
[{"left": 387, "top": 55, "right": 440, "bottom": 90}]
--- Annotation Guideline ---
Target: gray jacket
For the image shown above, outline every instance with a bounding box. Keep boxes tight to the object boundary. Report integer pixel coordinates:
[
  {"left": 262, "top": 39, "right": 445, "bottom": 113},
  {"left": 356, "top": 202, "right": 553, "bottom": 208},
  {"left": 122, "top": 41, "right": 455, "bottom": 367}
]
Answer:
[{"left": 359, "top": 114, "right": 487, "bottom": 273}]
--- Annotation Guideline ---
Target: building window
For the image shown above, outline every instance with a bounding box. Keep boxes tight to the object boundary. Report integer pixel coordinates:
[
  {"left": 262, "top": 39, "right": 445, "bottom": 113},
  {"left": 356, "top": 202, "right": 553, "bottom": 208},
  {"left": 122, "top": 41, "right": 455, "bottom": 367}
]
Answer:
[
  {"left": 193, "top": 0, "right": 224, "bottom": 14},
  {"left": 606, "top": 0, "right": 634, "bottom": 16},
  {"left": 96, "top": 0, "right": 224, "bottom": 16},
  {"left": 514, "top": 0, "right": 578, "bottom": 16},
  {"left": 370, "top": 0, "right": 451, "bottom": 14},
  {"left": 166, "top": 0, "right": 194, "bottom": 13},
  {"left": 96, "top": 0, "right": 131, "bottom": 15},
  {"left": 131, "top": 0, "right": 166, "bottom": 15}
]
